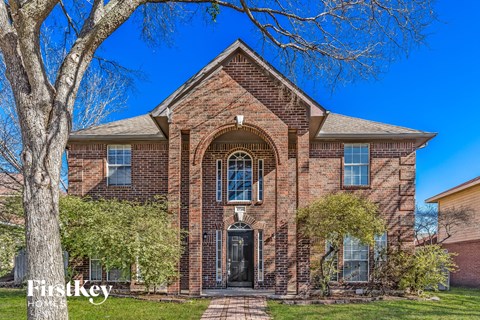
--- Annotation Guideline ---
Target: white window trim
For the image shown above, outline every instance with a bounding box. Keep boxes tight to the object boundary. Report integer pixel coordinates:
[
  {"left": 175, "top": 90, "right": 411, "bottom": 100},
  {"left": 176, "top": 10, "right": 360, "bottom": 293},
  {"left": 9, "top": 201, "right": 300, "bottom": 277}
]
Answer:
[
  {"left": 343, "top": 143, "right": 370, "bottom": 187},
  {"left": 257, "top": 159, "right": 264, "bottom": 202},
  {"left": 325, "top": 241, "right": 338, "bottom": 282},
  {"left": 135, "top": 257, "right": 144, "bottom": 283},
  {"left": 258, "top": 230, "right": 264, "bottom": 282},
  {"left": 374, "top": 232, "right": 388, "bottom": 263},
  {"left": 107, "top": 144, "right": 132, "bottom": 187},
  {"left": 342, "top": 236, "right": 370, "bottom": 283},
  {"left": 216, "top": 159, "right": 222, "bottom": 202},
  {"left": 89, "top": 258, "right": 102, "bottom": 282},
  {"left": 227, "top": 151, "right": 254, "bottom": 202},
  {"left": 216, "top": 230, "right": 222, "bottom": 283}
]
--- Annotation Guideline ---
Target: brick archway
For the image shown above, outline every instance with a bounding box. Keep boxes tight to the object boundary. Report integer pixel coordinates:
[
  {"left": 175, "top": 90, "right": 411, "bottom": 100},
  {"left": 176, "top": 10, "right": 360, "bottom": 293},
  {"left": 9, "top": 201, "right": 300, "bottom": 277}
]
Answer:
[
  {"left": 223, "top": 213, "right": 266, "bottom": 231},
  {"left": 193, "top": 123, "right": 281, "bottom": 166}
]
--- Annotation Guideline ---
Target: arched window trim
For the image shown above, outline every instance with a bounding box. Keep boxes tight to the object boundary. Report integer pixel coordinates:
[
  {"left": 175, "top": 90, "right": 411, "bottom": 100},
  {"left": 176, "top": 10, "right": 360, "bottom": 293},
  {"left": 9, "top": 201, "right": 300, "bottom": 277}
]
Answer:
[
  {"left": 227, "top": 222, "right": 252, "bottom": 230},
  {"left": 227, "top": 151, "right": 253, "bottom": 202}
]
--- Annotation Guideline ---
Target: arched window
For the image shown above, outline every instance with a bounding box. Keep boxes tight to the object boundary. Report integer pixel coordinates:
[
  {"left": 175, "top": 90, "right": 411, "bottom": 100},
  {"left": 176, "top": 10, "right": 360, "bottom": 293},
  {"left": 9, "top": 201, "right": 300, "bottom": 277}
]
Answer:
[
  {"left": 228, "top": 222, "right": 252, "bottom": 230},
  {"left": 227, "top": 151, "right": 252, "bottom": 201}
]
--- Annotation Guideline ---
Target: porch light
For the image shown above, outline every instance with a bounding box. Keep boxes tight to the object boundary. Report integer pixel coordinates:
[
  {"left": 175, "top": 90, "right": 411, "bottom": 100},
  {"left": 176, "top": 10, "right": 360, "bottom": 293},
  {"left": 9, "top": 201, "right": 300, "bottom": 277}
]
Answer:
[
  {"left": 203, "top": 232, "right": 208, "bottom": 241},
  {"left": 235, "top": 206, "right": 246, "bottom": 221},
  {"left": 235, "top": 115, "right": 244, "bottom": 128}
]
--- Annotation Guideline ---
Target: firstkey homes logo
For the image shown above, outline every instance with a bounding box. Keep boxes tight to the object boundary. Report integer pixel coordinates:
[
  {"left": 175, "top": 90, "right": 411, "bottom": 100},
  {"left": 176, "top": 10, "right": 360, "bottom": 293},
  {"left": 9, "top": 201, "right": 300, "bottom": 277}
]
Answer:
[{"left": 27, "top": 280, "right": 113, "bottom": 306}]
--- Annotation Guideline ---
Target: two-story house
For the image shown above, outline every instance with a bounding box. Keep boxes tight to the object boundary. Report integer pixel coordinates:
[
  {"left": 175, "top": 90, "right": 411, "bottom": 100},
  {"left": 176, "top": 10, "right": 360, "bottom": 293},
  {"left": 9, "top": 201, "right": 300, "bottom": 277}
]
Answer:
[
  {"left": 67, "top": 40, "right": 436, "bottom": 295},
  {"left": 426, "top": 176, "right": 480, "bottom": 288}
]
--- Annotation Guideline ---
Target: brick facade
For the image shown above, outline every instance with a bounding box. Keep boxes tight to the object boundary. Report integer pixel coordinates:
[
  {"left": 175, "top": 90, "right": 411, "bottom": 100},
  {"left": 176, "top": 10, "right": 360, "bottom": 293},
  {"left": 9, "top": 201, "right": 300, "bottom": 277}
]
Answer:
[
  {"left": 68, "top": 50, "right": 422, "bottom": 295},
  {"left": 443, "top": 240, "right": 480, "bottom": 288}
]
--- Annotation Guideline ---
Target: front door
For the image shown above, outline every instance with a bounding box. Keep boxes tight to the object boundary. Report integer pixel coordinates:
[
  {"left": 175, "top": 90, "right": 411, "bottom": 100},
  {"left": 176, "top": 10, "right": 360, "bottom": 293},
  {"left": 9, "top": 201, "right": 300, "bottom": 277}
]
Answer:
[{"left": 227, "top": 230, "right": 253, "bottom": 287}]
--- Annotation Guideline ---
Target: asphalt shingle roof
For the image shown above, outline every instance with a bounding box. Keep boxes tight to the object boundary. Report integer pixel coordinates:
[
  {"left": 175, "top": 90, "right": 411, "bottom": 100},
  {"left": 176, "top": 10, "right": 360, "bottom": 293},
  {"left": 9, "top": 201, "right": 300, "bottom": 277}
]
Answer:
[
  {"left": 318, "top": 113, "right": 428, "bottom": 136},
  {"left": 69, "top": 114, "right": 165, "bottom": 141}
]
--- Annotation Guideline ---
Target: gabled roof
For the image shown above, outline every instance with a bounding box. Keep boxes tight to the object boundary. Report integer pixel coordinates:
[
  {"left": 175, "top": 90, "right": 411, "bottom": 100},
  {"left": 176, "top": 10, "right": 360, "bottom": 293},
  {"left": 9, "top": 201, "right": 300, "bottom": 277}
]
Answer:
[
  {"left": 316, "top": 113, "right": 436, "bottom": 147},
  {"left": 426, "top": 176, "right": 480, "bottom": 203},
  {"left": 69, "top": 114, "right": 165, "bottom": 141},
  {"left": 150, "top": 39, "right": 325, "bottom": 118}
]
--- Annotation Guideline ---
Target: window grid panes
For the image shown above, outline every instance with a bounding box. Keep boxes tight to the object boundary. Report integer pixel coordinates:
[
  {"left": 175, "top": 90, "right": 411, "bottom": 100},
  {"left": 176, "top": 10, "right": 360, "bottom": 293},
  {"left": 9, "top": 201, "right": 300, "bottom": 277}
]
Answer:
[
  {"left": 216, "top": 160, "right": 222, "bottom": 202},
  {"left": 258, "top": 230, "right": 264, "bottom": 282},
  {"left": 325, "top": 241, "right": 338, "bottom": 281},
  {"left": 343, "top": 236, "right": 369, "bottom": 282},
  {"left": 107, "top": 145, "right": 132, "bottom": 186},
  {"left": 227, "top": 152, "right": 252, "bottom": 201},
  {"left": 344, "top": 144, "right": 369, "bottom": 186},
  {"left": 258, "top": 159, "right": 264, "bottom": 201},
  {"left": 216, "top": 230, "right": 222, "bottom": 282},
  {"left": 374, "top": 232, "right": 388, "bottom": 262},
  {"left": 107, "top": 267, "right": 130, "bottom": 282},
  {"left": 89, "top": 258, "right": 102, "bottom": 281}
]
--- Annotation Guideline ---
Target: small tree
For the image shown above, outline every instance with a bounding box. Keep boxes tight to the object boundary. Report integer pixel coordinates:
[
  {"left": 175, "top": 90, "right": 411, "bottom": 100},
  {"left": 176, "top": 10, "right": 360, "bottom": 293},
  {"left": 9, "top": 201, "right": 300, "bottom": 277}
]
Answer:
[
  {"left": 415, "top": 205, "right": 473, "bottom": 245},
  {"left": 399, "top": 245, "right": 456, "bottom": 296},
  {"left": 60, "top": 196, "right": 183, "bottom": 290},
  {"left": 298, "top": 192, "right": 385, "bottom": 296}
]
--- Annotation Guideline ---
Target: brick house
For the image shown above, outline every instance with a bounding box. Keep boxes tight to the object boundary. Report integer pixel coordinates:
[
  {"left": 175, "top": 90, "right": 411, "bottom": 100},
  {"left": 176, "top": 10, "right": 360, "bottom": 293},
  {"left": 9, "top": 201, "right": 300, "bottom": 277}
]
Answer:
[
  {"left": 426, "top": 176, "right": 480, "bottom": 288},
  {"left": 67, "top": 40, "right": 436, "bottom": 295}
]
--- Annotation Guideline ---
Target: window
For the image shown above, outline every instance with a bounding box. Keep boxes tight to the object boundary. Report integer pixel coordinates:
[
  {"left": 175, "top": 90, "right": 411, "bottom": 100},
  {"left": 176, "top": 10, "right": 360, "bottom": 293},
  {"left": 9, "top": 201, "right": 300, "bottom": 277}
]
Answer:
[
  {"left": 343, "top": 236, "right": 369, "bottom": 282},
  {"left": 216, "top": 230, "right": 222, "bottom": 283},
  {"left": 258, "top": 230, "right": 264, "bottom": 282},
  {"left": 325, "top": 241, "right": 338, "bottom": 281},
  {"left": 216, "top": 160, "right": 222, "bottom": 202},
  {"left": 374, "top": 232, "right": 388, "bottom": 263},
  {"left": 89, "top": 257, "right": 102, "bottom": 281},
  {"left": 344, "top": 144, "right": 369, "bottom": 186},
  {"left": 107, "top": 145, "right": 131, "bottom": 186},
  {"left": 135, "top": 257, "right": 143, "bottom": 282},
  {"left": 227, "top": 152, "right": 252, "bottom": 201},
  {"left": 107, "top": 267, "right": 130, "bottom": 282},
  {"left": 258, "top": 159, "right": 264, "bottom": 201}
]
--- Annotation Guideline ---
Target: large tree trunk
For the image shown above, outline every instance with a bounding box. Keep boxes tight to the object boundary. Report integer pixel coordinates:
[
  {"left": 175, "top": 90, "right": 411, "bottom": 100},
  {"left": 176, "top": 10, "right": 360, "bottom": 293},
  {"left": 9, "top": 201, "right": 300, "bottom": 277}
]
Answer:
[{"left": 21, "top": 99, "right": 70, "bottom": 319}]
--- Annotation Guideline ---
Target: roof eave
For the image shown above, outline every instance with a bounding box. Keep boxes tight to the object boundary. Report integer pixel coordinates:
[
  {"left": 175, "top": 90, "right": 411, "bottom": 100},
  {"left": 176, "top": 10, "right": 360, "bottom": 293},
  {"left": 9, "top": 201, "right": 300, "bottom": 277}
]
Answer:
[
  {"left": 426, "top": 179, "right": 480, "bottom": 203},
  {"left": 150, "top": 39, "right": 325, "bottom": 118},
  {"left": 315, "top": 132, "right": 437, "bottom": 148},
  {"left": 68, "top": 134, "right": 167, "bottom": 142}
]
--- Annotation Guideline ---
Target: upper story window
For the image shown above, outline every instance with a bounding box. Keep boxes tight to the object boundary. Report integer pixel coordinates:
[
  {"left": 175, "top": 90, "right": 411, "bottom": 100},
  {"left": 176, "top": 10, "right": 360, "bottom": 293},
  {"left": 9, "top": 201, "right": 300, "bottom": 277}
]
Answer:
[
  {"left": 344, "top": 144, "right": 369, "bottom": 186},
  {"left": 107, "top": 145, "right": 131, "bottom": 186},
  {"left": 227, "top": 152, "right": 252, "bottom": 202},
  {"left": 258, "top": 159, "right": 264, "bottom": 201},
  {"left": 216, "top": 160, "right": 222, "bottom": 202}
]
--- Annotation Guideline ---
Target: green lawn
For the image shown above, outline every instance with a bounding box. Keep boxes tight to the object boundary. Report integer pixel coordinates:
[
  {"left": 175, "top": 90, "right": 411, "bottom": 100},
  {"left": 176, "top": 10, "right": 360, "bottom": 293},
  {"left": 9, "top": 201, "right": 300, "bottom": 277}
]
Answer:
[
  {"left": 268, "top": 288, "right": 480, "bottom": 320},
  {"left": 0, "top": 289, "right": 210, "bottom": 320}
]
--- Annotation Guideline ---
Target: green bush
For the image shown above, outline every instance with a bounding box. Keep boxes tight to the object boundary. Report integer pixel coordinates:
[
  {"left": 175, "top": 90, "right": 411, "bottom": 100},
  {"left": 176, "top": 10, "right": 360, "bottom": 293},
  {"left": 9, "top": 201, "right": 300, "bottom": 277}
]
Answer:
[{"left": 400, "top": 245, "right": 456, "bottom": 296}]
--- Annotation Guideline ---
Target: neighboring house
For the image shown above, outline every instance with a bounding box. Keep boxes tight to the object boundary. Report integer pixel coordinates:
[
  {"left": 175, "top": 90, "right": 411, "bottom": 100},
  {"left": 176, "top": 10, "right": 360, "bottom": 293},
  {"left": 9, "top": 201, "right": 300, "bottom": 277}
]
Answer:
[
  {"left": 67, "top": 39, "right": 436, "bottom": 295},
  {"left": 426, "top": 176, "right": 480, "bottom": 288},
  {"left": 0, "top": 173, "right": 23, "bottom": 283}
]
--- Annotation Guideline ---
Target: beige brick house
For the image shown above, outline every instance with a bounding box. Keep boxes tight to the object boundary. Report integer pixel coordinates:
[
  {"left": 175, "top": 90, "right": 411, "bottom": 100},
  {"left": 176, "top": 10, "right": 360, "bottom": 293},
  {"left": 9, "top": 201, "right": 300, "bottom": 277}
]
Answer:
[
  {"left": 67, "top": 40, "right": 436, "bottom": 295},
  {"left": 426, "top": 176, "right": 480, "bottom": 288}
]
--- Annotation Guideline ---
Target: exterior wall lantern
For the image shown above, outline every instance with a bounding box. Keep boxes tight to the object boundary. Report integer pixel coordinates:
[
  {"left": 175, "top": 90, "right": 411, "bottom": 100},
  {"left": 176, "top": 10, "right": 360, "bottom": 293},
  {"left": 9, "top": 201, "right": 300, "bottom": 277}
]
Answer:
[{"left": 235, "top": 115, "right": 244, "bottom": 128}]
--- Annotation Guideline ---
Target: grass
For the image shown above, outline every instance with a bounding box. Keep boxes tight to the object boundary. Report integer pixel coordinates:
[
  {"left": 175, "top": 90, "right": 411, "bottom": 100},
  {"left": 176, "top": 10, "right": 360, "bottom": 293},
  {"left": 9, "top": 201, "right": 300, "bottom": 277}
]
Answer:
[
  {"left": 268, "top": 288, "right": 480, "bottom": 320},
  {"left": 0, "top": 289, "right": 210, "bottom": 320}
]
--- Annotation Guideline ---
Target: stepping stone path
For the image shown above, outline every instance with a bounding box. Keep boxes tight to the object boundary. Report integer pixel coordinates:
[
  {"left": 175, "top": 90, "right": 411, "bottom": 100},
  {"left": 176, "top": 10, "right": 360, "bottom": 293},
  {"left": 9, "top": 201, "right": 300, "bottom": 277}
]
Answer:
[{"left": 201, "top": 297, "right": 270, "bottom": 320}]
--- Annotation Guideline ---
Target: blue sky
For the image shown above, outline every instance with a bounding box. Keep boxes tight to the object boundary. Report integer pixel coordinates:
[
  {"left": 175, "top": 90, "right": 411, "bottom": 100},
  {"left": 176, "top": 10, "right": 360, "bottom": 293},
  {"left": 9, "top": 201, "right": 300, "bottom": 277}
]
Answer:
[{"left": 98, "top": 1, "right": 480, "bottom": 205}]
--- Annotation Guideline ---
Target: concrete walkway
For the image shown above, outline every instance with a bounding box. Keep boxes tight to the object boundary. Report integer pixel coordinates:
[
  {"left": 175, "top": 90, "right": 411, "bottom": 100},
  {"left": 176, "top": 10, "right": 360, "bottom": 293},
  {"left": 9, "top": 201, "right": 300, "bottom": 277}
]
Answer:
[{"left": 201, "top": 297, "right": 271, "bottom": 320}]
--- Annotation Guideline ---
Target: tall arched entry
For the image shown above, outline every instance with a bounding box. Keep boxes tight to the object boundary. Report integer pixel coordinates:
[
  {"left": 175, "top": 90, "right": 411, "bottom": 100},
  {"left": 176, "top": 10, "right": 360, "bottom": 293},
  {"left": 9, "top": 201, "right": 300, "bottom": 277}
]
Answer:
[{"left": 227, "top": 222, "right": 254, "bottom": 287}]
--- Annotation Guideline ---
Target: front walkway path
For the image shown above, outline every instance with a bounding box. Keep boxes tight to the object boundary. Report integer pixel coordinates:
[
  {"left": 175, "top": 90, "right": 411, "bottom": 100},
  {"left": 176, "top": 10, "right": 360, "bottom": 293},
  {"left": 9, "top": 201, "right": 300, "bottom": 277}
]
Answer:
[{"left": 201, "top": 297, "right": 271, "bottom": 320}]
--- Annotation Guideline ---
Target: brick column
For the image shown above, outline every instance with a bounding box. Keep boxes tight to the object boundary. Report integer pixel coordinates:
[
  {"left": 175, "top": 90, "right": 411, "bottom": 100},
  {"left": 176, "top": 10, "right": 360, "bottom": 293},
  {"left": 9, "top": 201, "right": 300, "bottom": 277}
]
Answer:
[
  {"left": 275, "top": 133, "right": 289, "bottom": 295},
  {"left": 189, "top": 147, "right": 203, "bottom": 295},
  {"left": 167, "top": 128, "right": 181, "bottom": 294},
  {"left": 296, "top": 131, "right": 310, "bottom": 296}
]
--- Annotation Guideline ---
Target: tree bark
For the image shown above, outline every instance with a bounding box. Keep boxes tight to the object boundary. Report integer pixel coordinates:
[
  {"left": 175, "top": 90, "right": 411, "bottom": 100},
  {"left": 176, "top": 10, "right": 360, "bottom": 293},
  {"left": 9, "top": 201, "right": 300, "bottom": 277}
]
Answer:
[{"left": 22, "top": 100, "right": 69, "bottom": 319}]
